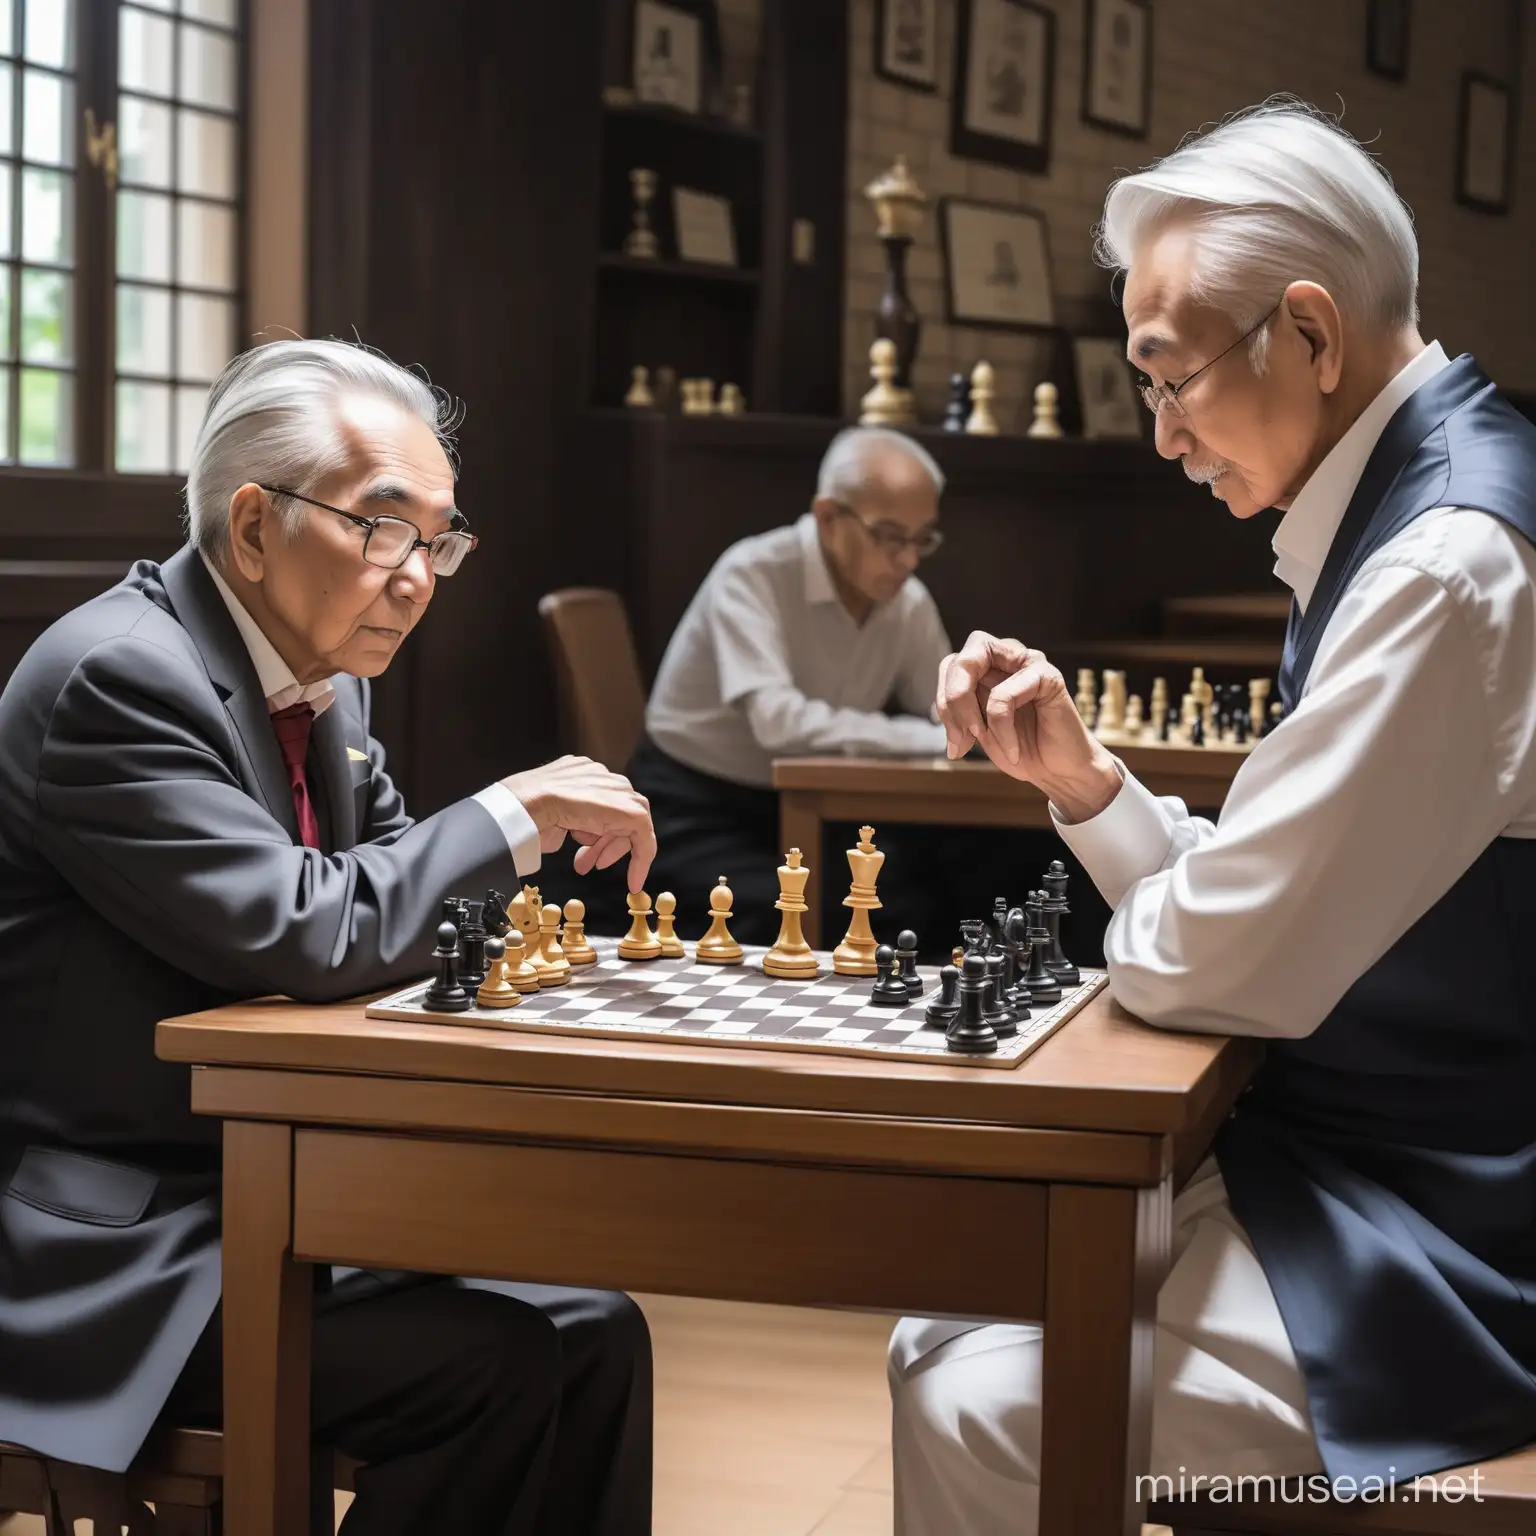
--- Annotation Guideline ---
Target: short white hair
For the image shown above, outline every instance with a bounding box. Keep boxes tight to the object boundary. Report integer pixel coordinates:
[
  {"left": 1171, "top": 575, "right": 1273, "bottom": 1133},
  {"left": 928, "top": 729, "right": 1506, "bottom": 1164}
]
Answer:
[
  {"left": 1095, "top": 98, "right": 1419, "bottom": 371},
  {"left": 815, "top": 426, "right": 945, "bottom": 505},
  {"left": 184, "top": 338, "right": 461, "bottom": 564}
]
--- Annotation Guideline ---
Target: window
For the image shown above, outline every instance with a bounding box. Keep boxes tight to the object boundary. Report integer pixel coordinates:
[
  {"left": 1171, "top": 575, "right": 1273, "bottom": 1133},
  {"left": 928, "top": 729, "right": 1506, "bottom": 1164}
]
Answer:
[{"left": 0, "top": 0, "right": 243, "bottom": 475}]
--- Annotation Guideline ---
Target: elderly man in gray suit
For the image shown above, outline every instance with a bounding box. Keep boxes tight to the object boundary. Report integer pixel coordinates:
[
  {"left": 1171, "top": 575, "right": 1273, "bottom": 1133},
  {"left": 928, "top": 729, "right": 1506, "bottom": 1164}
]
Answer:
[{"left": 0, "top": 340, "right": 657, "bottom": 1535}]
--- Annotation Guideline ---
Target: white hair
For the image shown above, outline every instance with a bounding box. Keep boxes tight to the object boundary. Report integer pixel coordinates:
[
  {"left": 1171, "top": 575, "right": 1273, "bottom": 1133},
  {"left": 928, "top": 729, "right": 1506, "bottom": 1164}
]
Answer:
[
  {"left": 184, "top": 338, "right": 462, "bottom": 564},
  {"left": 815, "top": 426, "right": 945, "bottom": 505},
  {"left": 1094, "top": 98, "right": 1420, "bottom": 372}
]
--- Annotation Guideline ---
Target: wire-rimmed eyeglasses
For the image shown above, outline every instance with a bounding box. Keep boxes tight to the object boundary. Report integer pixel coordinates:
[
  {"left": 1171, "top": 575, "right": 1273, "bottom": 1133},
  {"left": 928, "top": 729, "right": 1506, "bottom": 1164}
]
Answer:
[
  {"left": 259, "top": 485, "right": 479, "bottom": 576},
  {"left": 1137, "top": 300, "right": 1283, "bottom": 418},
  {"left": 833, "top": 501, "right": 945, "bottom": 559}
]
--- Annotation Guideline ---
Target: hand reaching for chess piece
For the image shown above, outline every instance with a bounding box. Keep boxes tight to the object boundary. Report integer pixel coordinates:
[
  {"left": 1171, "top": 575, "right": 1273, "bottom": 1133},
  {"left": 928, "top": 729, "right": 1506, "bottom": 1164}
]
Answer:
[
  {"left": 935, "top": 632, "right": 1122, "bottom": 823},
  {"left": 500, "top": 754, "right": 656, "bottom": 890}
]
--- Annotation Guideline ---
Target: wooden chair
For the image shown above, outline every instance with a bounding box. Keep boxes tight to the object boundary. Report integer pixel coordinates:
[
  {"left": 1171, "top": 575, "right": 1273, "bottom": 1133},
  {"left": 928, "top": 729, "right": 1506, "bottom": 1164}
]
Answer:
[
  {"left": 537, "top": 587, "right": 646, "bottom": 771},
  {"left": 1148, "top": 1443, "right": 1536, "bottom": 1536},
  {"left": 0, "top": 1429, "right": 359, "bottom": 1534}
]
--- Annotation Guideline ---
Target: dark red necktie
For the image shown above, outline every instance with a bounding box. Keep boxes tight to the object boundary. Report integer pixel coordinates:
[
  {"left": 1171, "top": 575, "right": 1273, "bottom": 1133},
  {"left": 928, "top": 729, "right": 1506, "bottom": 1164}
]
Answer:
[{"left": 269, "top": 701, "right": 321, "bottom": 851}]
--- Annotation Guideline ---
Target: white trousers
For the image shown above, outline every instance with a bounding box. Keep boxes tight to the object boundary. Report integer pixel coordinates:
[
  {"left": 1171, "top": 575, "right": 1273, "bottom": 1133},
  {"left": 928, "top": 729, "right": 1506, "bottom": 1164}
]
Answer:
[{"left": 888, "top": 1161, "right": 1325, "bottom": 1536}]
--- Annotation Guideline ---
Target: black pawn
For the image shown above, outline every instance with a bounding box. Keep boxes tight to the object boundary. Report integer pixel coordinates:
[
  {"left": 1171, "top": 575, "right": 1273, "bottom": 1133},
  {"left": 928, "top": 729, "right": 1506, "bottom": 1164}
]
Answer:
[
  {"left": 983, "top": 952, "right": 1019, "bottom": 1039},
  {"left": 1191, "top": 707, "right": 1206, "bottom": 747},
  {"left": 945, "top": 952, "right": 998, "bottom": 1054},
  {"left": 1022, "top": 894, "right": 1063, "bottom": 1004},
  {"left": 1159, "top": 704, "right": 1173, "bottom": 742},
  {"left": 1264, "top": 698, "right": 1285, "bottom": 736},
  {"left": 924, "top": 963, "right": 961, "bottom": 1029},
  {"left": 1041, "top": 861, "right": 1079, "bottom": 985},
  {"left": 458, "top": 898, "right": 489, "bottom": 989},
  {"left": 870, "top": 944, "right": 912, "bottom": 1007},
  {"left": 943, "top": 372, "right": 970, "bottom": 431},
  {"left": 1232, "top": 696, "right": 1251, "bottom": 745},
  {"left": 1002, "top": 909, "right": 1033, "bottom": 1015},
  {"left": 896, "top": 929, "right": 923, "bottom": 1000},
  {"left": 424, "top": 920, "right": 471, "bottom": 1013}
]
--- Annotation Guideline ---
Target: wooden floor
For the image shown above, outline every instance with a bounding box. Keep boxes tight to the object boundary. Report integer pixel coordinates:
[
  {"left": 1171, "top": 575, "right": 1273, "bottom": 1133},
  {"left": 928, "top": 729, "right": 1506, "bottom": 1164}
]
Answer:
[{"left": 0, "top": 1295, "right": 1172, "bottom": 1534}]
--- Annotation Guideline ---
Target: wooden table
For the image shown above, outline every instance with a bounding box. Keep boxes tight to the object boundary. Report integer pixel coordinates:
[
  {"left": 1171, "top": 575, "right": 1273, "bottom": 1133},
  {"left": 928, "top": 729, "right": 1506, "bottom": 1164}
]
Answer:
[
  {"left": 156, "top": 987, "right": 1261, "bottom": 1536},
  {"left": 774, "top": 749, "right": 1247, "bottom": 946}
]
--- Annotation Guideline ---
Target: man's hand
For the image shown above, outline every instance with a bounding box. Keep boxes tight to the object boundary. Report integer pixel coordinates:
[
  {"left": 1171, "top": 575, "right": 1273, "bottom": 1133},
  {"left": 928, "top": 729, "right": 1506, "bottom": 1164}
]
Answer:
[
  {"left": 936, "top": 632, "right": 1122, "bottom": 822},
  {"left": 502, "top": 756, "right": 657, "bottom": 891}
]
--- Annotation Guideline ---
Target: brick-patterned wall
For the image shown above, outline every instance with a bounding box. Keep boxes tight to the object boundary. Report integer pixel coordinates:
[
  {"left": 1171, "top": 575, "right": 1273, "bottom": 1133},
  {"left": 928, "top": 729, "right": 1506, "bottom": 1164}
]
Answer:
[{"left": 844, "top": 0, "right": 1536, "bottom": 430}]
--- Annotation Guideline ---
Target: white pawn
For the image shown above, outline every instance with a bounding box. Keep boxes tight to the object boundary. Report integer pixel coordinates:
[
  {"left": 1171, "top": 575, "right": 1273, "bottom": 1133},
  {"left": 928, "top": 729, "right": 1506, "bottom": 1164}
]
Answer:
[
  {"left": 624, "top": 365, "right": 655, "bottom": 408},
  {"left": 965, "top": 361, "right": 998, "bottom": 435},
  {"left": 859, "top": 338, "right": 909, "bottom": 426},
  {"left": 1027, "top": 380, "right": 1063, "bottom": 438},
  {"left": 717, "top": 382, "right": 745, "bottom": 415}
]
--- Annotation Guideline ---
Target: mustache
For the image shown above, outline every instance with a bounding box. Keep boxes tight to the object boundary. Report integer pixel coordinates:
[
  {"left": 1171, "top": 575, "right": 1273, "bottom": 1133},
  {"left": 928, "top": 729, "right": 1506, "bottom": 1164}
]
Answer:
[{"left": 1181, "top": 459, "right": 1232, "bottom": 485}]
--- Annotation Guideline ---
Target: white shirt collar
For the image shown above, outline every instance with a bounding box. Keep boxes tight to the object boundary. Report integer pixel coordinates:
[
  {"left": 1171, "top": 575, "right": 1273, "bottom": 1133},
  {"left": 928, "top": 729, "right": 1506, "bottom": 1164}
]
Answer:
[
  {"left": 200, "top": 552, "right": 336, "bottom": 717},
  {"left": 797, "top": 512, "right": 838, "bottom": 606},
  {"left": 1272, "top": 341, "right": 1451, "bottom": 612}
]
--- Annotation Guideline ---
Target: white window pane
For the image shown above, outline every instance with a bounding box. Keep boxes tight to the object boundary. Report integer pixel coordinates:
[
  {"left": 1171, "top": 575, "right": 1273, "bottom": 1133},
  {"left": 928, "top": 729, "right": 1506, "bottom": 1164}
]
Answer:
[
  {"left": 0, "top": 1, "right": 12, "bottom": 57},
  {"left": 120, "top": 6, "right": 173, "bottom": 96},
  {"left": 0, "top": 63, "right": 12, "bottom": 154},
  {"left": 19, "top": 366, "right": 71, "bottom": 464},
  {"left": 117, "top": 188, "right": 171, "bottom": 279},
  {"left": 24, "top": 0, "right": 71, "bottom": 70},
  {"left": 175, "top": 382, "right": 208, "bottom": 471},
  {"left": 120, "top": 95, "right": 172, "bottom": 186},
  {"left": 177, "top": 198, "right": 235, "bottom": 288},
  {"left": 20, "top": 168, "right": 71, "bottom": 263},
  {"left": 20, "top": 267, "right": 70, "bottom": 362},
  {"left": 179, "top": 23, "right": 236, "bottom": 110},
  {"left": 117, "top": 282, "right": 171, "bottom": 373},
  {"left": 0, "top": 266, "right": 11, "bottom": 356},
  {"left": 0, "top": 168, "right": 12, "bottom": 257},
  {"left": 177, "top": 108, "right": 235, "bottom": 198},
  {"left": 184, "top": 0, "right": 237, "bottom": 26},
  {"left": 116, "top": 378, "right": 171, "bottom": 472},
  {"left": 22, "top": 68, "right": 73, "bottom": 166},
  {"left": 176, "top": 291, "right": 234, "bottom": 379}
]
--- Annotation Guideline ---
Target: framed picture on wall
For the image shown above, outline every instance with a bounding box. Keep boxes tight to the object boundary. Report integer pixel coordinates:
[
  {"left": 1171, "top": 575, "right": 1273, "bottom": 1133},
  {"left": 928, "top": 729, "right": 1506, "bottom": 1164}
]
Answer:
[
  {"left": 1366, "top": 0, "right": 1410, "bottom": 82},
  {"left": 875, "top": 0, "right": 939, "bottom": 91},
  {"left": 631, "top": 0, "right": 721, "bottom": 116},
  {"left": 1082, "top": 0, "right": 1151, "bottom": 137},
  {"left": 950, "top": 0, "right": 1056, "bottom": 174},
  {"left": 941, "top": 198, "right": 1055, "bottom": 330},
  {"left": 1456, "top": 72, "right": 1513, "bottom": 214},
  {"left": 1072, "top": 336, "right": 1142, "bottom": 439}
]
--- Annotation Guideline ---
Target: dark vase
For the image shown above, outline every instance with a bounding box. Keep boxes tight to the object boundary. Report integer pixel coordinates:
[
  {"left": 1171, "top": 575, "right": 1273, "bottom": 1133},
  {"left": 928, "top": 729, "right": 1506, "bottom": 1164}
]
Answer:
[{"left": 875, "top": 235, "right": 921, "bottom": 391}]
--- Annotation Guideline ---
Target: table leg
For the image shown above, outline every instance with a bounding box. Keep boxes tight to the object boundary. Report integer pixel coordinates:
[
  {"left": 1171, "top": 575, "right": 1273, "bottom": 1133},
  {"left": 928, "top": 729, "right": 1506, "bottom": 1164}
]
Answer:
[
  {"left": 222, "top": 1120, "right": 312, "bottom": 1536},
  {"left": 779, "top": 790, "right": 824, "bottom": 946},
  {"left": 1038, "top": 1179, "right": 1171, "bottom": 1536}
]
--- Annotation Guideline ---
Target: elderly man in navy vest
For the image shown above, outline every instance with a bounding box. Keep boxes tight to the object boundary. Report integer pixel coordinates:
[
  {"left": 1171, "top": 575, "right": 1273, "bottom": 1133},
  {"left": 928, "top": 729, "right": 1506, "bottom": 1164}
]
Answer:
[
  {"left": 890, "top": 100, "right": 1536, "bottom": 1532},
  {"left": 0, "top": 340, "right": 656, "bottom": 1534}
]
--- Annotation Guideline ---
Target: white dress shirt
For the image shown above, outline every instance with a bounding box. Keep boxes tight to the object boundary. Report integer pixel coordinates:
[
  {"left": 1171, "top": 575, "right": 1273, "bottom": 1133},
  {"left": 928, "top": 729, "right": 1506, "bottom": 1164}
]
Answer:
[
  {"left": 201, "top": 553, "right": 541, "bottom": 873},
  {"left": 646, "top": 513, "right": 951, "bottom": 789},
  {"left": 1054, "top": 342, "right": 1536, "bottom": 1039}
]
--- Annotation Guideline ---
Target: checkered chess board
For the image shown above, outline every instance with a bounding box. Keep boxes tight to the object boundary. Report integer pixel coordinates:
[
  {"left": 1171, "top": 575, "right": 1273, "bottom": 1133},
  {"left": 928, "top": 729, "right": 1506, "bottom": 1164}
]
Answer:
[{"left": 365, "top": 939, "right": 1107, "bottom": 1068}]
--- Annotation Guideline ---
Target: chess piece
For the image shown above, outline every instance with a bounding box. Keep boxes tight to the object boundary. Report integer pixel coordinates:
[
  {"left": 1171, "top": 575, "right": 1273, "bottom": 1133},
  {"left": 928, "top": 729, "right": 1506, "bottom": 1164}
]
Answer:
[
  {"left": 988, "top": 896, "right": 1009, "bottom": 953},
  {"left": 424, "top": 920, "right": 471, "bottom": 1013},
  {"left": 943, "top": 372, "right": 970, "bottom": 431},
  {"left": 505, "top": 931, "right": 541, "bottom": 993},
  {"left": 482, "top": 888, "right": 513, "bottom": 940},
  {"left": 1022, "top": 894, "right": 1063, "bottom": 1004},
  {"left": 1094, "top": 671, "right": 1128, "bottom": 742},
  {"left": 764, "top": 848, "right": 820, "bottom": 979},
  {"left": 623, "top": 366, "right": 655, "bottom": 408},
  {"left": 457, "top": 899, "right": 489, "bottom": 989},
  {"left": 965, "top": 361, "right": 998, "bottom": 435},
  {"left": 717, "top": 382, "right": 745, "bottom": 415},
  {"left": 859, "top": 338, "right": 910, "bottom": 427},
  {"left": 1149, "top": 677, "right": 1169, "bottom": 742},
  {"left": 945, "top": 952, "right": 998, "bottom": 1054},
  {"left": 1178, "top": 691, "right": 1199, "bottom": 745},
  {"left": 560, "top": 899, "right": 597, "bottom": 966},
  {"left": 1026, "top": 380, "right": 1064, "bottom": 439},
  {"left": 1002, "top": 909, "right": 1034, "bottom": 1014},
  {"left": 958, "top": 918, "right": 989, "bottom": 958},
  {"left": 983, "top": 952, "right": 1019, "bottom": 1039},
  {"left": 895, "top": 929, "right": 923, "bottom": 1000},
  {"left": 869, "top": 944, "right": 911, "bottom": 1006},
  {"left": 1040, "top": 861, "right": 1080, "bottom": 984},
  {"left": 865, "top": 155, "right": 927, "bottom": 410},
  {"left": 1191, "top": 705, "right": 1206, "bottom": 747},
  {"left": 1074, "top": 668, "right": 1098, "bottom": 726},
  {"left": 833, "top": 825, "right": 884, "bottom": 977},
  {"left": 697, "top": 875, "right": 745, "bottom": 964},
  {"left": 512, "top": 885, "right": 542, "bottom": 960},
  {"left": 1125, "top": 693, "right": 1144, "bottom": 735},
  {"left": 924, "top": 964, "right": 961, "bottom": 1029},
  {"left": 1266, "top": 698, "right": 1285, "bottom": 735},
  {"left": 653, "top": 364, "right": 679, "bottom": 412},
  {"left": 681, "top": 378, "right": 715, "bottom": 415},
  {"left": 476, "top": 935, "right": 521, "bottom": 1009},
  {"left": 618, "top": 891, "right": 663, "bottom": 960},
  {"left": 1249, "top": 677, "right": 1271, "bottom": 739},
  {"left": 654, "top": 891, "right": 686, "bottom": 958},
  {"left": 623, "top": 166, "right": 658, "bottom": 258},
  {"left": 534, "top": 902, "right": 571, "bottom": 985}
]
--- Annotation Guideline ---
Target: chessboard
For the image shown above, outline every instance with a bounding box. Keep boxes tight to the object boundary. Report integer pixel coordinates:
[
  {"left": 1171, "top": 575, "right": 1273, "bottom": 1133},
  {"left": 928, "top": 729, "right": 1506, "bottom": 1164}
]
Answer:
[{"left": 366, "top": 938, "right": 1108, "bottom": 1069}]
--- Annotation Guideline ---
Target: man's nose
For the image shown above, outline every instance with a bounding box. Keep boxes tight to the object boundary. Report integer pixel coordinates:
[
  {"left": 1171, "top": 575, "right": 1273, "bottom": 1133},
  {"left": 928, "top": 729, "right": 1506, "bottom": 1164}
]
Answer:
[
  {"left": 1154, "top": 405, "right": 1194, "bottom": 460},
  {"left": 390, "top": 545, "right": 436, "bottom": 601}
]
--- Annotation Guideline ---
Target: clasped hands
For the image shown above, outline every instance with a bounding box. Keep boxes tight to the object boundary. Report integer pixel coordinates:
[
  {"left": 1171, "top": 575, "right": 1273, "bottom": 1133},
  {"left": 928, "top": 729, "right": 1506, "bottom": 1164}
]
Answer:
[{"left": 936, "top": 632, "right": 1123, "bottom": 824}]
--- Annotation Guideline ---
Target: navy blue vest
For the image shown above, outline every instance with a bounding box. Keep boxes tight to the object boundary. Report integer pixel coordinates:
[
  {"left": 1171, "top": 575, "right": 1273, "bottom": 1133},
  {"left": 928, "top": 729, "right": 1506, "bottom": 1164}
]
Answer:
[{"left": 1215, "top": 354, "right": 1536, "bottom": 1482}]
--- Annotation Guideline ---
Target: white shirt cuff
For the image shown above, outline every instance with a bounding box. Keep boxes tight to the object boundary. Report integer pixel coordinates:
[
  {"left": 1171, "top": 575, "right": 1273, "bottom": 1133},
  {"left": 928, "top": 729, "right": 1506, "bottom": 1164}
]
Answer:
[
  {"left": 1050, "top": 767, "right": 1176, "bottom": 909},
  {"left": 472, "top": 783, "right": 543, "bottom": 877}
]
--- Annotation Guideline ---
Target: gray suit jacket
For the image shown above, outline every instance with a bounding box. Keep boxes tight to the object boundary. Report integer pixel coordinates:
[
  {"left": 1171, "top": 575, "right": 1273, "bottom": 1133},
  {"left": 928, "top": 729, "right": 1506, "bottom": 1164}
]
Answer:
[{"left": 0, "top": 544, "right": 519, "bottom": 1470}]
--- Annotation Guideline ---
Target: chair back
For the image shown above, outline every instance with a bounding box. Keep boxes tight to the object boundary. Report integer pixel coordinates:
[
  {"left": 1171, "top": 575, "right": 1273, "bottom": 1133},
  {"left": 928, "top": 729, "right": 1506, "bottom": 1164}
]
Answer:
[{"left": 537, "top": 587, "right": 647, "bottom": 771}]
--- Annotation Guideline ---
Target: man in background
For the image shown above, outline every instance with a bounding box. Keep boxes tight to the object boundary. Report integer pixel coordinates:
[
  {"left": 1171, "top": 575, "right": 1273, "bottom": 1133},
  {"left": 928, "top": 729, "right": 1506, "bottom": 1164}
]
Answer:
[{"left": 631, "top": 426, "right": 950, "bottom": 943}]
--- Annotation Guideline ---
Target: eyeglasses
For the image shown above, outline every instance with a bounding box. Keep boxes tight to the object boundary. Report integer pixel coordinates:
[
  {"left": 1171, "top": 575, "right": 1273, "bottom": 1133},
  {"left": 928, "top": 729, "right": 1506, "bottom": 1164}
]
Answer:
[
  {"left": 1137, "top": 300, "right": 1283, "bottom": 418},
  {"left": 259, "top": 485, "right": 479, "bottom": 576},
  {"left": 833, "top": 502, "right": 945, "bottom": 559}
]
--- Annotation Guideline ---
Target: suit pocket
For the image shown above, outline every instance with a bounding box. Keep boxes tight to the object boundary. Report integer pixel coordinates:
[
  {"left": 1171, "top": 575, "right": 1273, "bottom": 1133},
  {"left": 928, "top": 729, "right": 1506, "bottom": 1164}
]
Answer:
[{"left": 4, "top": 1145, "right": 158, "bottom": 1227}]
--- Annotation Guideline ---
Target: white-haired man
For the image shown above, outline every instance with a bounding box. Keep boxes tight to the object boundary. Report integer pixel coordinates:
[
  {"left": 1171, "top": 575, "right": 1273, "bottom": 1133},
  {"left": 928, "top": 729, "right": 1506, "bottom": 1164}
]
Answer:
[
  {"left": 632, "top": 425, "right": 952, "bottom": 942},
  {"left": 0, "top": 340, "right": 655, "bottom": 1534},
  {"left": 894, "top": 101, "right": 1536, "bottom": 1531}
]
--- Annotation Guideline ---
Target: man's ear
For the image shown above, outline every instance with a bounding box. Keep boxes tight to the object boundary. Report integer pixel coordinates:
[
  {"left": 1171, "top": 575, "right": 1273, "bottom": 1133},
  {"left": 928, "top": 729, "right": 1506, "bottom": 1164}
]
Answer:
[
  {"left": 226, "top": 483, "right": 272, "bottom": 582},
  {"left": 1282, "top": 280, "right": 1344, "bottom": 396},
  {"left": 810, "top": 496, "right": 841, "bottom": 532}
]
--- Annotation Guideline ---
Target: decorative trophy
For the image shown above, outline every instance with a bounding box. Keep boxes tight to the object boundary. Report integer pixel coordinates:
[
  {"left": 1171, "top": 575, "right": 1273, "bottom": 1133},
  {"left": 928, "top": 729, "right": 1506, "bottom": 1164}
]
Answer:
[
  {"left": 863, "top": 155, "right": 928, "bottom": 425},
  {"left": 833, "top": 826, "right": 884, "bottom": 977},
  {"left": 624, "top": 167, "right": 659, "bottom": 258}
]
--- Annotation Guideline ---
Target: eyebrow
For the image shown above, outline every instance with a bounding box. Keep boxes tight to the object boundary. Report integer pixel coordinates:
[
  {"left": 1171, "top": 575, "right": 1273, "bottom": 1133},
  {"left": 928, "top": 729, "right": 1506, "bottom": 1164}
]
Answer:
[
  {"left": 359, "top": 480, "right": 464, "bottom": 529},
  {"left": 1130, "top": 331, "right": 1176, "bottom": 364}
]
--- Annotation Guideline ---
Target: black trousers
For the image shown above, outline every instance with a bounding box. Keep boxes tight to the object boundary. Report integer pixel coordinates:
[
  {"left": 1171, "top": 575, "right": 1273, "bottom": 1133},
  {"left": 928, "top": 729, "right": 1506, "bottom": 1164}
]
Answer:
[{"left": 164, "top": 1274, "right": 652, "bottom": 1536}]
